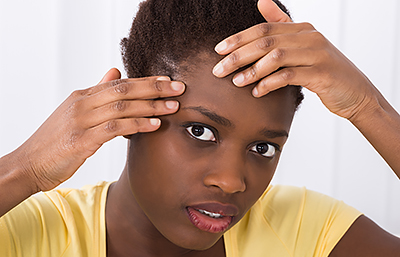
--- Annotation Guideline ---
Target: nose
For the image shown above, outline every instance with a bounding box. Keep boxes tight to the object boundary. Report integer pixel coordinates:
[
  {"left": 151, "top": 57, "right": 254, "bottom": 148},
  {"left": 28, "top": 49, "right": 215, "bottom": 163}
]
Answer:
[{"left": 203, "top": 151, "right": 246, "bottom": 194}]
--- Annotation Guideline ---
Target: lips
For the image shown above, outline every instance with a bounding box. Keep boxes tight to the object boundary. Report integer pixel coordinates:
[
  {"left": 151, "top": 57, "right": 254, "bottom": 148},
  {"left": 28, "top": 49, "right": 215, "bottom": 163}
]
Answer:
[{"left": 186, "top": 202, "right": 238, "bottom": 233}]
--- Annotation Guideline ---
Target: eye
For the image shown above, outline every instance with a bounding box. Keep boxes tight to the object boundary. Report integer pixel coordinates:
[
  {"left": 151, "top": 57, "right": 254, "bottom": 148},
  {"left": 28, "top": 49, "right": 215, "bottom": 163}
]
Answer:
[
  {"left": 186, "top": 125, "right": 216, "bottom": 142},
  {"left": 250, "top": 143, "right": 276, "bottom": 158}
]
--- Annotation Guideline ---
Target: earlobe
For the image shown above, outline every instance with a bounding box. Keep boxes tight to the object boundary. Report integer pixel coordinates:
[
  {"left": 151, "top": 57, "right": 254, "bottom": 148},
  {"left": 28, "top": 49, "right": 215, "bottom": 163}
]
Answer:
[{"left": 257, "top": 0, "right": 292, "bottom": 23}]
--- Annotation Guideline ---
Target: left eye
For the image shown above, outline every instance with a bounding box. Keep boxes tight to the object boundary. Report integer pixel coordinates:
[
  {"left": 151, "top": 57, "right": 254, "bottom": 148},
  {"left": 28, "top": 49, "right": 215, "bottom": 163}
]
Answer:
[
  {"left": 186, "top": 125, "right": 216, "bottom": 142},
  {"left": 250, "top": 143, "right": 276, "bottom": 158}
]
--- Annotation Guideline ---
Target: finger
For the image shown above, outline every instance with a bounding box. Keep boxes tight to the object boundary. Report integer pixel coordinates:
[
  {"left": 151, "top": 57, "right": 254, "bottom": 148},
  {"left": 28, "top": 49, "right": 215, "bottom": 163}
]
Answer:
[
  {"left": 214, "top": 22, "right": 312, "bottom": 55},
  {"left": 87, "top": 76, "right": 171, "bottom": 97},
  {"left": 252, "top": 66, "right": 319, "bottom": 97},
  {"left": 99, "top": 68, "right": 122, "bottom": 84},
  {"left": 82, "top": 117, "right": 162, "bottom": 151},
  {"left": 214, "top": 30, "right": 314, "bottom": 77},
  {"left": 232, "top": 48, "right": 319, "bottom": 87},
  {"left": 258, "top": 0, "right": 292, "bottom": 23},
  {"left": 83, "top": 78, "right": 185, "bottom": 110},
  {"left": 82, "top": 100, "right": 179, "bottom": 129}
]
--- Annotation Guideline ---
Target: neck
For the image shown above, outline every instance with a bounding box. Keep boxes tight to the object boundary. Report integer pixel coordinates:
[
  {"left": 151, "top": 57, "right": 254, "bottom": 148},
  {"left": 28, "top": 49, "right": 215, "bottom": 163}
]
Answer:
[{"left": 105, "top": 167, "right": 225, "bottom": 257}]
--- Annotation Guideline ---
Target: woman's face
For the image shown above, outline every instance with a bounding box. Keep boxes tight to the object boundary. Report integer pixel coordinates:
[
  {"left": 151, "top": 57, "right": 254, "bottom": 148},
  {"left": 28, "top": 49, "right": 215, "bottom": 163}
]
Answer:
[{"left": 126, "top": 55, "right": 296, "bottom": 250}]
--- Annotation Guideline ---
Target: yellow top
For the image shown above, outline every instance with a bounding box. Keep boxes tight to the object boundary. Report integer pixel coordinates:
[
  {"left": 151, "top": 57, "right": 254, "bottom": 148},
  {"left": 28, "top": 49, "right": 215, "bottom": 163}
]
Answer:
[{"left": 0, "top": 182, "right": 361, "bottom": 257}]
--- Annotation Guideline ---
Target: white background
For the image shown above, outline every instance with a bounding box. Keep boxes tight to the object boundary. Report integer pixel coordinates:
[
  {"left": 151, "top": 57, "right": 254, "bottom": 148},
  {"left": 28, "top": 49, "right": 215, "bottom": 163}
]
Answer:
[{"left": 0, "top": 0, "right": 399, "bottom": 235}]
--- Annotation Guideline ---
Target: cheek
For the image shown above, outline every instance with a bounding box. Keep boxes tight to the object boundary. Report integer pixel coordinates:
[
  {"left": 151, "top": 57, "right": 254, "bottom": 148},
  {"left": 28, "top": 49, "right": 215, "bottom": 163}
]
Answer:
[
  {"left": 127, "top": 126, "right": 210, "bottom": 211},
  {"left": 242, "top": 153, "right": 281, "bottom": 205}
]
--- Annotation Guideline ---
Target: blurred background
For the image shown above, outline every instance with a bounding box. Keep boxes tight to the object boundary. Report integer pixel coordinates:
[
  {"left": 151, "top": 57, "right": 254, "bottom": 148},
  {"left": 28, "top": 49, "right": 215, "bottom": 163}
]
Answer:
[{"left": 0, "top": 0, "right": 399, "bottom": 235}]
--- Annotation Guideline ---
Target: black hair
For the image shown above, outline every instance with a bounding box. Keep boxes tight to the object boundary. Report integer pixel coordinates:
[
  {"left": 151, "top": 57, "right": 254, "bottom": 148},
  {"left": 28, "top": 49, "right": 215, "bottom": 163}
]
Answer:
[{"left": 121, "top": 0, "right": 303, "bottom": 109}]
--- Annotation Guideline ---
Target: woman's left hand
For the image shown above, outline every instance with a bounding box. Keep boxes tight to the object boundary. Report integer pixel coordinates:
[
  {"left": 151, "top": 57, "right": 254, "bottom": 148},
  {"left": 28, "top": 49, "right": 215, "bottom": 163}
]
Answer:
[
  {"left": 212, "top": 2, "right": 400, "bottom": 256},
  {"left": 212, "top": 0, "right": 377, "bottom": 121}
]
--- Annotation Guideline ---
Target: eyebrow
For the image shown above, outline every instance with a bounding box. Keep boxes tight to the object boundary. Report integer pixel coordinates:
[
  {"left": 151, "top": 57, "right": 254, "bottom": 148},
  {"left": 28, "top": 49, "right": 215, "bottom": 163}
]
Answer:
[
  {"left": 182, "top": 106, "right": 289, "bottom": 139},
  {"left": 182, "top": 106, "right": 234, "bottom": 127},
  {"left": 259, "top": 128, "right": 288, "bottom": 139}
]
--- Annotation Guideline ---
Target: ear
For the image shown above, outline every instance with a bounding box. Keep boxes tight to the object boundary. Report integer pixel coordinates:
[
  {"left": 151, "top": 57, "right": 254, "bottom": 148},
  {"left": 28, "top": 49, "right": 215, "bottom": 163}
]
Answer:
[
  {"left": 99, "top": 68, "right": 122, "bottom": 84},
  {"left": 258, "top": 0, "right": 292, "bottom": 23}
]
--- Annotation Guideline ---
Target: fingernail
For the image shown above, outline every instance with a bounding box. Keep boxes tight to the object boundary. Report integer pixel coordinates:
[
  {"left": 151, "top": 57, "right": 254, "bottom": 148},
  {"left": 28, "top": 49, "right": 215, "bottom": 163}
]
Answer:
[
  {"left": 215, "top": 41, "right": 228, "bottom": 53},
  {"left": 156, "top": 76, "right": 171, "bottom": 81},
  {"left": 166, "top": 101, "right": 179, "bottom": 110},
  {"left": 213, "top": 63, "right": 224, "bottom": 76},
  {"left": 150, "top": 118, "right": 161, "bottom": 126},
  {"left": 171, "top": 82, "right": 184, "bottom": 92},
  {"left": 252, "top": 87, "right": 259, "bottom": 97},
  {"left": 233, "top": 73, "right": 245, "bottom": 86}
]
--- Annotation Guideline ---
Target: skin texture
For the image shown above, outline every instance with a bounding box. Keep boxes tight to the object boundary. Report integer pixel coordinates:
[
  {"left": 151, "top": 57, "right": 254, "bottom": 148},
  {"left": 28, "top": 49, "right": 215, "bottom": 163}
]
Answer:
[
  {"left": 212, "top": 0, "right": 400, "bottom": 256},
  {"left": 214, "top": 0, "right": 400, "bottom": 176},
  {"left": 105, "top": 55, "right": 296, "bottom": 257},
  {"left": 1, "top": 1, "right": 399, "bottom": 256},
  {"left": 0, "top": 70, "right": 185, "bottom": 217}
]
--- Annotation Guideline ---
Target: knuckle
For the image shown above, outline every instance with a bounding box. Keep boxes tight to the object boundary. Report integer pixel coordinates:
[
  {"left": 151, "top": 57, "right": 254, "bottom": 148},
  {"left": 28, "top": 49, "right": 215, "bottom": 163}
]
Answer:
[
  {"left": 70, "top": 89, "right": 86, "bottom": 99},
  {"left": 247, "top": 65, "right": 258, "bottom": 80},
  {"left": 302, "top": 22, "right": 315, "bottom": 30},
  {"left": 271, "top": 48, "right": 285, "bottom": 62},
  {"left": 311, "top": 31, "right": 325, "bottom": 43},
  {"left": 258, "top": 23, "right": 272, "bottom": 36},
  {"left": 148, "top": 100, "right": 157, "bottom": 110},
  {"left": 227, "top": 52, "right": 240, "bottom": 65},
  {"left": 227, "top": 34, "right": 242, "bottom": 46},
  {"left": 66, "top": 100, "right": 83, "bottom": 117},
  {"left": 257, "top": 36, "right": 275, "bottom": 50},
  {"left": 114, "top": 82, "right": 129, "bottom": 95},
  {"left": 133, "top": 118, "right": 142, "bottom": 128},
  {"left": 110, "top": 79, "right": 124, "bottom": 87},
  {"left": 153, "top": 80, "right": 163, "bottom": 92},
  {"left": 104, "top": 120, "right": 119, "bottom": 133},
  {"left": 280, "top": 68, "right": 295, "bottom": 81},
  {"left": 112, "top": 101, "right": 127, "bottom": 112}
]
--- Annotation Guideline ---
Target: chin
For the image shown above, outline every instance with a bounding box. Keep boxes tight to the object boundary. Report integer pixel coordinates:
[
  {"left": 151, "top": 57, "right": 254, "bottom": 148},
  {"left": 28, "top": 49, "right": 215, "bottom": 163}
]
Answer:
[{"left": 165, "top": 230, "right": 223, "bottom": 251}]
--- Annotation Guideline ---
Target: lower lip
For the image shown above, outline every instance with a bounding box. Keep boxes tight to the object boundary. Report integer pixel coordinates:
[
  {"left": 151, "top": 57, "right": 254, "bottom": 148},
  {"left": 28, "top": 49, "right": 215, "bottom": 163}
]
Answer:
[{"left": 186, "top": 207, "right": 233, "bottom": 233}]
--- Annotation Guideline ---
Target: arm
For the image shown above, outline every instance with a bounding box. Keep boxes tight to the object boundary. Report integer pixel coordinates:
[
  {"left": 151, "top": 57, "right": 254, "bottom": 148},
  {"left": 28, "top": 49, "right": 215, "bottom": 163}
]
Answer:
[
  {"left": 348, "top": 88, "right": 400, "bottom": 176},
  {"left": 330, "top": 215, "right": 400, "bottom": 257},
  {"left": 213, "top": 0, "right": 400, "bottom": 178},
  {"left": 212, "top": 0, "right": 400, "bottom": 255},
  {"left": 0, "top": 68, "right": 185, "bottom": 217}
]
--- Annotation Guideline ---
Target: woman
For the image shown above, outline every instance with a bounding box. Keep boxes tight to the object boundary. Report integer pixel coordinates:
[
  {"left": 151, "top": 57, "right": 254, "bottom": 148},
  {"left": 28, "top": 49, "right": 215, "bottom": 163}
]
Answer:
[{"left": 0, "top": 0, "right": 399, "bottom": 256}]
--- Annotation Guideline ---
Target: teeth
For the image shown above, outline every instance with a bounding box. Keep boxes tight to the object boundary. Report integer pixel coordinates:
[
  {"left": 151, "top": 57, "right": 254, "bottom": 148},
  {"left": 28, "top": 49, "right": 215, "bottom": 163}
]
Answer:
[{"left": 198, "top": 209, "right": 223, "bottom": 218}]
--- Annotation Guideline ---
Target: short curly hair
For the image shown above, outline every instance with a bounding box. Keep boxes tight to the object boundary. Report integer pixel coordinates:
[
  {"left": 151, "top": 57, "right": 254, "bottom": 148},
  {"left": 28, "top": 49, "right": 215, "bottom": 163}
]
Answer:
[{"left": 121, "top": 0, "right": 303, "bottom": 109}]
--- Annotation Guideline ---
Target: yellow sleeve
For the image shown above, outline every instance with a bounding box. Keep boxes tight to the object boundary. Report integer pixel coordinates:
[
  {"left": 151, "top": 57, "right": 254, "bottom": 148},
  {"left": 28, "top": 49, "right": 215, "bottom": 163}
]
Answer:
[
  {"left": 263, "top": 185, "right": 362, "bottom": 257},
  {"left": 0, "top": 193, "right": 71, "bottom": 257},
  {"left": 224, "top": 185, "right": 362, "bottom": 257}
]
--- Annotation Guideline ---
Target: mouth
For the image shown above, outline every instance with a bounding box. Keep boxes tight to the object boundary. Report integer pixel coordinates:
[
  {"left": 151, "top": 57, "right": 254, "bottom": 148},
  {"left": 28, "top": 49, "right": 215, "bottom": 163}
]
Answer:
[{"left": 186, "top": 203, "right": 238, "bottom": 233}]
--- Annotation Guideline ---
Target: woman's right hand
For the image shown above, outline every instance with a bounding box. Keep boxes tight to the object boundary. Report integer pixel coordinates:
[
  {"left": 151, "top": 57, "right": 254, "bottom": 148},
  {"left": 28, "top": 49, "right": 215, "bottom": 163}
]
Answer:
[{"left": 11, "top": 68, "right": 185, "bottom": 193}]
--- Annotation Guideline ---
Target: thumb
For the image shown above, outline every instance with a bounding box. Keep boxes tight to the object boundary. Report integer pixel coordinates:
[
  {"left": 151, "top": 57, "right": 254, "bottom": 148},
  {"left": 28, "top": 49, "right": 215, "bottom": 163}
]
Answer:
[
  {"left": 258, "top": 0, "right": 292, "bottom": 23},
  {"left": 99, "top": 68, "right": 122, "bottom": 84}
]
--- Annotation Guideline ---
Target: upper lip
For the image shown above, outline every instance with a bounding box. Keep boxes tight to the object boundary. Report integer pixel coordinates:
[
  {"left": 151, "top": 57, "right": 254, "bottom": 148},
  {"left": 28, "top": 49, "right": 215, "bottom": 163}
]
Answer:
[{"left": 188, "top": 202, "right": 239, "bottom": 217}]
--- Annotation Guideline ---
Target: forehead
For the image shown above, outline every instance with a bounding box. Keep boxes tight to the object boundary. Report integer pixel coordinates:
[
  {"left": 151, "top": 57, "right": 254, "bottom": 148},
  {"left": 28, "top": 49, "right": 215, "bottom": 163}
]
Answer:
[{"left": 174, "top": 56, "right": 295, "bottom": 132}]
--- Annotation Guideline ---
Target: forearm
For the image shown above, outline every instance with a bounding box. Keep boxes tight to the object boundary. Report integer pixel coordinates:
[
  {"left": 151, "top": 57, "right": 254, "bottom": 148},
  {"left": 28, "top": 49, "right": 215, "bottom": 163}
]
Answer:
[
  {"left": 350, "top": 87, "right": 400, "bottom": 179},
  {"left": 0, "top": 151, "right": 38, "bottom": 217}
]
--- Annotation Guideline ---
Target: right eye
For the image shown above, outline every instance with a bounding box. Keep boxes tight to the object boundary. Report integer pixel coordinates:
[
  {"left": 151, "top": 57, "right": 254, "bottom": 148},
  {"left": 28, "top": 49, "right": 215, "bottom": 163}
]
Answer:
[{"left": 186, "top": 125, "right": 216, "bottom": 142}]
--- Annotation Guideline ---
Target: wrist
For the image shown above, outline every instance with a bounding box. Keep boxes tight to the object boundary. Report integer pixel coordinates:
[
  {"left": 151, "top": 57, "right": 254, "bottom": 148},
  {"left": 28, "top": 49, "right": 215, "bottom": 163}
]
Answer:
[
  {"left": 347, "top": 85, "right": 389, "bottom": 126},
  {"left": 0, "top": 150, "right": 41, "bottom": 196}
]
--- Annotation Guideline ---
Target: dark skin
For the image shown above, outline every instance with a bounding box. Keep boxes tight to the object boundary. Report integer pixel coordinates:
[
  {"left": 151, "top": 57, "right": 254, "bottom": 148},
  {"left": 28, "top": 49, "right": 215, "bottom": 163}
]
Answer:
[
  {"left": 212, "top": 0, "right": 400, "bottom": 256},
  {"left": 1, "top": 0, "right": 399, "bottom": 256},
  {"left": 106, "top": 54, "right": 295, "bottom": 257}
]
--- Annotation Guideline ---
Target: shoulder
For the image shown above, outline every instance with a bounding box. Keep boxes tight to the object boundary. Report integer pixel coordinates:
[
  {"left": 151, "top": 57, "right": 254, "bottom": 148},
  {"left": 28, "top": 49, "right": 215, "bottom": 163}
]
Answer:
[
  {"left": 260, "top": 185, "right": 361, "bottom": 226},
  {"left": 329, "top": 215, "right": 400, "bottom": 257},
  {"left": 0, "top": 181, "right": 112, "bottom": 257},
  {"left": 225, "top": 185, "right": 362, "bottom": 257}
]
